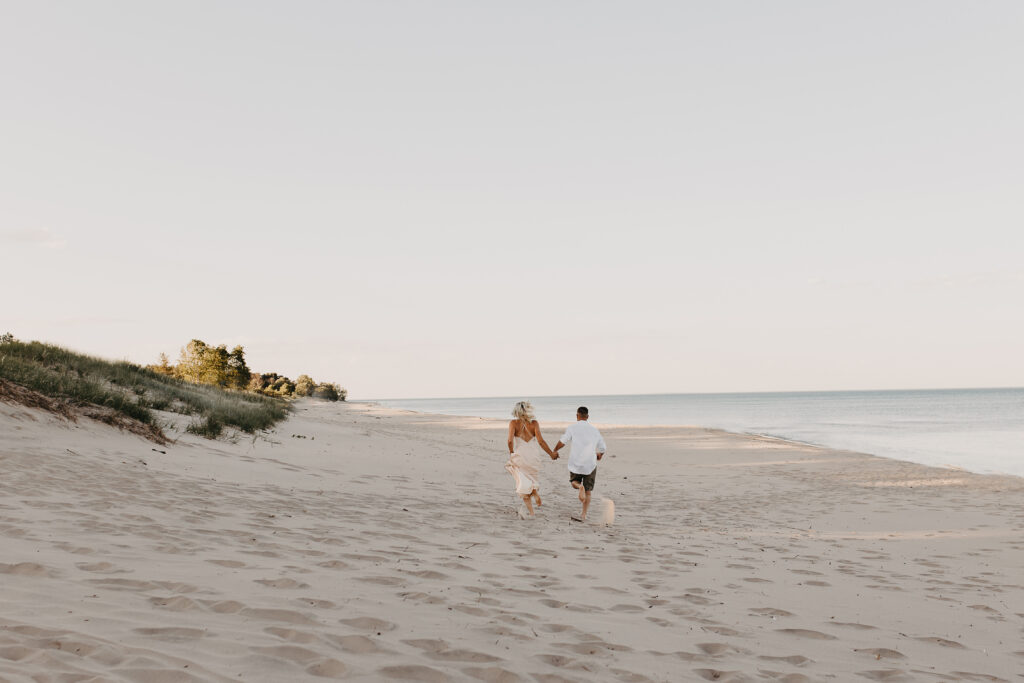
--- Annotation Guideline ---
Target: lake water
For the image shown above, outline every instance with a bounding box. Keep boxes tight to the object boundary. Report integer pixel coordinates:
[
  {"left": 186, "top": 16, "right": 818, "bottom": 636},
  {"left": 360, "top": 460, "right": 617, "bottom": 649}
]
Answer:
[{"left": 375, "top": 388, "right": 1024, "bottom": 477}]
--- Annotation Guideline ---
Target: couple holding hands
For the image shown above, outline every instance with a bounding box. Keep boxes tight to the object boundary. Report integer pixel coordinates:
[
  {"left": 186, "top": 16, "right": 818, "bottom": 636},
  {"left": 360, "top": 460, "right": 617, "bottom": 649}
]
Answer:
[{"left": 505, "top": 401, "right": 607, "bottom": 522}]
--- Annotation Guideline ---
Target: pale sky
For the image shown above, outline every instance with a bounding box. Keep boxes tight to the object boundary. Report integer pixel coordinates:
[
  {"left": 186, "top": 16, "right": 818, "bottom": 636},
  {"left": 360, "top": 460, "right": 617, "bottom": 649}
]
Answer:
[{"left": 2, "top": 2, "right": 1022, "bottom": 399}]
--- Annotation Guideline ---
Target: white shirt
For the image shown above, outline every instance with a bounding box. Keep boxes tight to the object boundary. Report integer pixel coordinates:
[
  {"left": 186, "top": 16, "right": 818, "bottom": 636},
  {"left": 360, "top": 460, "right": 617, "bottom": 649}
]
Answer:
[{"left": 560, "top": 420, "right": 607, "bottom": 475}]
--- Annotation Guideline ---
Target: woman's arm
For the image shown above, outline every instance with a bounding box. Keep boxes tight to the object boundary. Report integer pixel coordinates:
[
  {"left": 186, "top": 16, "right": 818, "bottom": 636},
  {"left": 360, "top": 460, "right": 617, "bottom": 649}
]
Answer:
[
  {"left": 507, "top": 421, "right": 516, "bottom": 455},
  {"left": 533, "top": 420, "right": 556, "bottom": 458}
]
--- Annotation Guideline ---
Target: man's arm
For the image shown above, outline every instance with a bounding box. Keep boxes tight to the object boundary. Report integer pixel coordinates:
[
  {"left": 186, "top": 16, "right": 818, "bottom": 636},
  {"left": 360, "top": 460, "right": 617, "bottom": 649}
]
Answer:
[
  {"left": 596, "top": 433, "right": 607, "bottom": 460},
  {"left": 551, "top": 441, "right": 564, "bottom": 460}
]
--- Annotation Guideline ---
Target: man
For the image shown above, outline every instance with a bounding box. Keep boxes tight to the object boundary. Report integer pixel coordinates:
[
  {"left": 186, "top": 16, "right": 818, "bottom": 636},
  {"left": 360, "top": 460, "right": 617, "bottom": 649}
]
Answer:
[{"left": 551, "top": 406, "right": 607, "bottom": 522}]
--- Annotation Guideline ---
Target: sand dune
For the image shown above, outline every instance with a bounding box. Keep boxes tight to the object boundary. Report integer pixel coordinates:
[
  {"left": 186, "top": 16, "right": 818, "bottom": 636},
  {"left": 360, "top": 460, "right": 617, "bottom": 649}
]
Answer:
[{"left": 1, "top": 399, "right": 1023, "bottom": 681}]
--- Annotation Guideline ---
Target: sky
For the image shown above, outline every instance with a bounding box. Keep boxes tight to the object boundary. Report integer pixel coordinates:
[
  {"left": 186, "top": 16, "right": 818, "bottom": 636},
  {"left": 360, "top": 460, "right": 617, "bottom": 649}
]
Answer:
[{"left": 2, "top": 1, "right": 1023, "bottom": 399}]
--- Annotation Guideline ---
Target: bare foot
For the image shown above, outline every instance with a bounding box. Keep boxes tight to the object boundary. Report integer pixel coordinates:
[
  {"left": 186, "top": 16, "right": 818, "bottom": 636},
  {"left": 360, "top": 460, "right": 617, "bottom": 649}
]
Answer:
[
  {"left": 570, "top": 514, "right": 585, "bottom": 522},
  {"left": 518, "top": 504, "right": 534, "bottom": 520}
]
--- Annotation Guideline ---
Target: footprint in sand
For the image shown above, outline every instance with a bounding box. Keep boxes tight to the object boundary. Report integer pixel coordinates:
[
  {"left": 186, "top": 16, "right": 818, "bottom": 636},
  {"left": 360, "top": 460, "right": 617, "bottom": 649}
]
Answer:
[
  {"left": 776, "top": 628, "right": 836, "bottom": 640},
  {"left": 323, "top": 634, "right": 387, "bottom": 654},
  {"left": 701, "top": 626, "right": 742, "bottom": 637},
  {"left": 299, "top": 598, "right": 336, "bottom": 609},
  {"left": 759, "top": 655, "right": 812, "bottom": 667},
  {"left": 376, "top": 664, "right": 450, "bottom": 682},
  {"left": 75, "top": 561, "right": 123, "bottom": 573},
  {"left": 462, "top": 666, "right": 523, "bottom": 682},
  {"left": 255, "top": 577, "right": 309, "bottom": 589},
  {"left": 914, "top": 636, "right": 966, "bottom": 649},
  {"left": 402, "top": 569, "right": 450, "bottom": 580},
  {"left": 89, "top": 578, "right": 161, "bottom": 591},
  {"left": 535, "top": 653, "right": 584, "bottom": 669},
  {"left": 148, "top": 595, "right": 201, "bottom": 611},
  {"left": 317, "top": 560, "right": 349, "bottom": 569},
  {"left": 562, "top": 641, "right": 632, "bottom": 656},
  {"left": 967, "top": 604, "right": 1002, "bottom": 617},
  {"left": 695, "top": 643, "right": 738, "bottom": 656},
  {"left": 0, "top": 645, "right": 39, "bottom": 662},
  {"left": 207, "top": 559, "right": 246, "bottom": 568},
  {"left": 854, "top": 648, "right": 906, "bottom": 660},
  {"left": 240, "top": 607, "right": 321, "bottom": 626},
  {"left": 306, "top": 658, "right": 347, "bottom": 678},
  {"left": 340, "top": 616, "right": 396, "bottom": 633},
  {"left": 856, "top": 670, "right": 913, "bottom": 681},
  {"left": 133, "top": 627, "right": 208, "bottom": 642},
  {"left": 759, "top": 673, "right": 812, "bottom": 682},
  {"left": 265, "top": 627, "right": 319, "bottom": 643},
  {"left": 356, "top": 575, "right": 406, "bottom": 586},
  {"left": 693, "top": 669, "right": 745, "bottom": 682},
  {"left": 0, "top": 562, "right": 54, "bottom": 577},
  {"left": 609, "top": 603, "right": 645, "bottom": 613},
  {"left": 203, "top": 599, "right": 246, "bottom": 613},
  {"left": 749, "top": 608, "right": 793, "bottom": 617},
  {"left": 253, "top": 644, "right": 323, "bottom": 666},
  {"left": 830, "top": 622, "right": 878, "bottom": 630}
]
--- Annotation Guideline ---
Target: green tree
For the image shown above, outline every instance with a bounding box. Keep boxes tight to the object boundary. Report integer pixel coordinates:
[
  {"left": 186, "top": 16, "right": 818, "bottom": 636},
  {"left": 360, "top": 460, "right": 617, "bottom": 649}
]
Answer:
[
  {"left": 175, "top": 339, "right": 229, "bottom": 387},
  {"left": 226, "top": 345, "right": 251, "bottom": 390},
  {"left": 294, "top": 374, "right": 316, "bottom": 397},
  {"left": 149, "top": 352, "right": 175, "bottom": 377}
]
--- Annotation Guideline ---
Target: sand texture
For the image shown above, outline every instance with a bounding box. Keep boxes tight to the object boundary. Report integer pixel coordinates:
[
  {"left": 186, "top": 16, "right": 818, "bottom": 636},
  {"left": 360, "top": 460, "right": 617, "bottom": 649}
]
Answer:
[{"left": 1, "top": 399, "right": 1023, "bottom": 682}]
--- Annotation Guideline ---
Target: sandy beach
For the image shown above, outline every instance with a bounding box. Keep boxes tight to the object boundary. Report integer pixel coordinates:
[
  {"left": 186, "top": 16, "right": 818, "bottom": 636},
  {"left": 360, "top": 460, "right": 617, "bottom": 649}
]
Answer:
[{"left": 1, "top": 399, "right": 1022, "bottom": 682}]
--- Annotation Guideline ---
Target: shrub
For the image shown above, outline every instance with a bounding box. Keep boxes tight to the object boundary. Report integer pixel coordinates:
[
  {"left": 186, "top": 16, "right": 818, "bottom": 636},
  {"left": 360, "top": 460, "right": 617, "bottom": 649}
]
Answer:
[
  {"left": 294, "top": 374, "right": 315, "bottom": 397},
  {"left": 313, "top": 382, "right": 341, "bottom": 401},
  {"left": 186, "top": 415, "right": 224, "bottom": 438}
]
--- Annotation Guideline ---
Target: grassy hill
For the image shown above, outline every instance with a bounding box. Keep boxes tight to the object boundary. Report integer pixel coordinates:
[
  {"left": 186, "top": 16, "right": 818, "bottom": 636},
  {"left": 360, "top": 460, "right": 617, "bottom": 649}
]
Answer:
[{"left": 0, "top": 338, "right": 290, "bottom": 442}]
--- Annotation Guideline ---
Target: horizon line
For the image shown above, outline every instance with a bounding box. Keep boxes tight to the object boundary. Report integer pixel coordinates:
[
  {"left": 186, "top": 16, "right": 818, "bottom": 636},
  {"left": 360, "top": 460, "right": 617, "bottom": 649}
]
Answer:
[{"left": 359, "top": 385, "right": 1024, "bottom": 402}]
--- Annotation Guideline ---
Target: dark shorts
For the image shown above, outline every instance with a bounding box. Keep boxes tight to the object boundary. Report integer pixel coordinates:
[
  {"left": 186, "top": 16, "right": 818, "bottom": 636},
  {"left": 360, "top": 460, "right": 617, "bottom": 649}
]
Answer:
[{"left": 569, "top": 468, "right": 597, "bottom": 492}]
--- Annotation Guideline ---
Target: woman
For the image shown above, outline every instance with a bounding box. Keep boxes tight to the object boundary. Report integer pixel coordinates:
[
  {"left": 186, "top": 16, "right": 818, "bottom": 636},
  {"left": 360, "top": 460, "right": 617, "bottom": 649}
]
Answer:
[{"left": 505, "top": 400, "right": 555, "bottom": 518}]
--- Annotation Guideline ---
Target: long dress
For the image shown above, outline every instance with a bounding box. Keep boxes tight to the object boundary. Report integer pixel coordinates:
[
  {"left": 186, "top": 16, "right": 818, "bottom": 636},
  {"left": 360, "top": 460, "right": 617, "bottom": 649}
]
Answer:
[{"left": 505, "top": 434, "right": 542, "bottom": 496}]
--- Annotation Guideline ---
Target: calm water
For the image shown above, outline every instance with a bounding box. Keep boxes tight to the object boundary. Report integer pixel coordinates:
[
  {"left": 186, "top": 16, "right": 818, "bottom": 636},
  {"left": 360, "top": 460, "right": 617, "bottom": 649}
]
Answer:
[{"left": 375, "top": 389, "right": 1024, "bottom": 477}]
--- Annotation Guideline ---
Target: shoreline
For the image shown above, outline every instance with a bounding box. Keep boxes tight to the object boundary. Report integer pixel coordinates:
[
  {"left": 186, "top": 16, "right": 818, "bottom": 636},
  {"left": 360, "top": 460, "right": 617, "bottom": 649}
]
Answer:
[
  {"left": 362, "top": 400, "right": 1024, "bottom": 482},
  {"left": 2, "top": 398, "right": 1023, "bottom": 681}
]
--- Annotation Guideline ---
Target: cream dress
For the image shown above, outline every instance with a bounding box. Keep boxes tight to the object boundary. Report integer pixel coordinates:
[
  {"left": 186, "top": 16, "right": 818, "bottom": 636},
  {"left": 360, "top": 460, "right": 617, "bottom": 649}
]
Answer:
[{"left": 505, "top": 430, "right": 542, "bottom": 496}]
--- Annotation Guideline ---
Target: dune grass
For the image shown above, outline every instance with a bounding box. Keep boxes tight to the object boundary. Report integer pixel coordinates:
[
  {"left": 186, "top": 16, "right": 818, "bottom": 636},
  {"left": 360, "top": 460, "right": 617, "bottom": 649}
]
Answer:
[{"left": 0, "top": 339, "right": 289, "bottom": 439}]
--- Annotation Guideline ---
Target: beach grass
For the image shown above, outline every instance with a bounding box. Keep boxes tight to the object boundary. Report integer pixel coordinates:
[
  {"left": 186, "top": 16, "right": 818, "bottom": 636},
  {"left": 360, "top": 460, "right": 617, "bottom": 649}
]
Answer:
[{"left": 0, "top": 339, "right": 289, "bottom": 440}]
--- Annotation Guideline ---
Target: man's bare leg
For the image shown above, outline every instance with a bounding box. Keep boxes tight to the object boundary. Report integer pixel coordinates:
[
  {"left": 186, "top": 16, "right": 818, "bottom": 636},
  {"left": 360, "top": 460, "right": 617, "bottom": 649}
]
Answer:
[
  {"left": 578, "top": 482, "right": 587, "bottom": 503},
  {"left": 580, "top": 490, "right": 591, "bottom": 521}
]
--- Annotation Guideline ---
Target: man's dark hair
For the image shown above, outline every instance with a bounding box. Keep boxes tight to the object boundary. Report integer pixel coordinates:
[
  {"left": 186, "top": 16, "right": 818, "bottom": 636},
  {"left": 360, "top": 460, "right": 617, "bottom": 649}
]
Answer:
[{"left": 577, "top": 406, "right": 589, "bottom": 418}]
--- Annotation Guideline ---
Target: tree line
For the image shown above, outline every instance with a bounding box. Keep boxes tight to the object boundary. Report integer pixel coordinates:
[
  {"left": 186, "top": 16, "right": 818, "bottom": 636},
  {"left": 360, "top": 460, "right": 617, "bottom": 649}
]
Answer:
[{"left": 149, "top": 339, "right": 346, "bottom": 402}]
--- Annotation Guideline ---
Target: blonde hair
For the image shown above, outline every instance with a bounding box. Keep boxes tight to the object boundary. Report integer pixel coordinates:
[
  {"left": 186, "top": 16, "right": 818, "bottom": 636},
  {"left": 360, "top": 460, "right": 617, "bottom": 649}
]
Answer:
[{"left": 512, "top": 400, "right": 535, "bottom": 424}]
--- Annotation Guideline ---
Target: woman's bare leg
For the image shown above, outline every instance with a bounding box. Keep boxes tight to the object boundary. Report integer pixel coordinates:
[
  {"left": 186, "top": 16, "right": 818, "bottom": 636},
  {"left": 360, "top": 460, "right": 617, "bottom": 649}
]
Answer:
[
  {"left": 532, "top": 489, "right": 542, "bottom": 507},
  {"left": 521, "top": 494, "right": 535, "bottom": 517}
]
